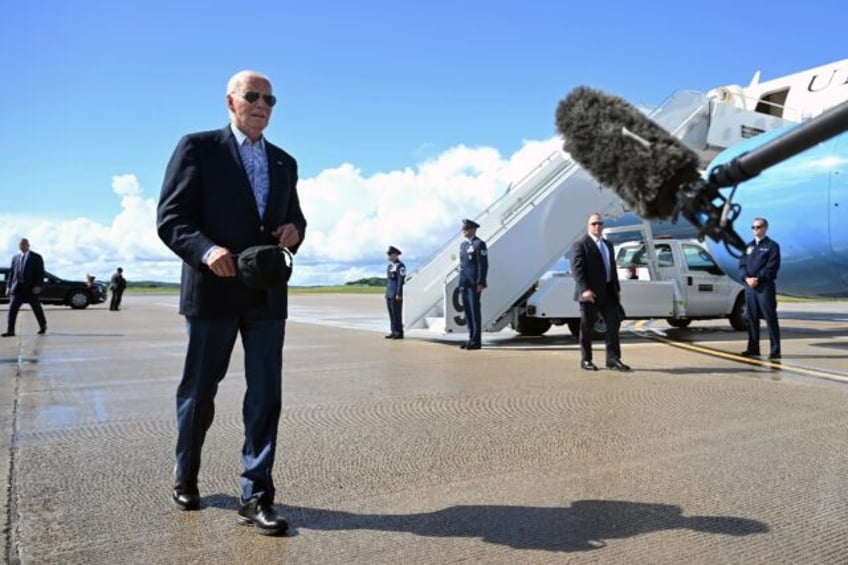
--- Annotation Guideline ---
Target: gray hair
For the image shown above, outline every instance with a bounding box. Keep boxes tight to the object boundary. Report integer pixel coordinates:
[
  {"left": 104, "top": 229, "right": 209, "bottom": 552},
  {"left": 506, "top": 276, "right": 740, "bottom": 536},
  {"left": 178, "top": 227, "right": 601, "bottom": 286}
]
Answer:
[{"left": 226, "top": 70, "right": 272, "bottom": 94}]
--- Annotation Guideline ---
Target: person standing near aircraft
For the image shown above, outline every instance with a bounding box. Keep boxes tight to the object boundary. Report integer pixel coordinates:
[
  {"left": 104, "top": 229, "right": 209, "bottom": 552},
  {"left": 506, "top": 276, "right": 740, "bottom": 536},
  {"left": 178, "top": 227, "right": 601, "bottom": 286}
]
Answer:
[
  {"left": 2, "top": 238, "right": 47, "bottom": 337},
  {"left": 458, "top": 219, "right": 488, "bottom": 350},
  {"left": 157, "top": 70, "right": 306, "bottom": 536},
  {"left": 571, "top": 213, "right": 630, "bottom": 372},
  {"left": 385, "top": 246, "right": 406, "bottom": 339},
  {"left": 739, "top": 218, "right": 781, "bottom": 360},
  {"left": 109, "top": 267, "right": 127, "bottom": 311}
]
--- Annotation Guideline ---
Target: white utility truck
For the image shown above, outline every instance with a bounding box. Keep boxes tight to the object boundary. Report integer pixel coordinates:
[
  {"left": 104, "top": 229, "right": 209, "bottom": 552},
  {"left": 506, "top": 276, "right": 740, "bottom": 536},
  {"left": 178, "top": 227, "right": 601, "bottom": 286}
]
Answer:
[{"left": 513, "top": 224, "right": 747, "bottom": 338}]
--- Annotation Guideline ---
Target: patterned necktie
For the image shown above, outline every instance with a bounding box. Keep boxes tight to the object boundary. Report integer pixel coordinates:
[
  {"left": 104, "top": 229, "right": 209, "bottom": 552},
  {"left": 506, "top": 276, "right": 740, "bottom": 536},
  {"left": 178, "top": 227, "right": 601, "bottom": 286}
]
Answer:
[
  {"left": 598, "top": 240, "right": 611, "bottom": 282},
  {"left": 240, "top": 139, "right": 269, "bottom": 217}
]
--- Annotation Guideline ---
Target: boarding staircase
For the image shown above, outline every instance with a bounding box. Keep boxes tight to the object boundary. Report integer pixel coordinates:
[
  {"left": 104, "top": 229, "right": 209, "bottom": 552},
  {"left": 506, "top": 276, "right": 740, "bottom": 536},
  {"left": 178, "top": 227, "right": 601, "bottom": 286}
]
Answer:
[{"left": 403, "top": 90, "right": 793, "bottom": 335}]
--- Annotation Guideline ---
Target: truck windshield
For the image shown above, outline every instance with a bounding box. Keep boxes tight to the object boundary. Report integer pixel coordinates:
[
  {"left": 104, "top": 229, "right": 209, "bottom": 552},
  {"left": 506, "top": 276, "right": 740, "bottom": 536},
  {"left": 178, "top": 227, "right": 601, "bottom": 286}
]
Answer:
[{"left": 616, "top": 244, "right": 674, "bottom": 267}]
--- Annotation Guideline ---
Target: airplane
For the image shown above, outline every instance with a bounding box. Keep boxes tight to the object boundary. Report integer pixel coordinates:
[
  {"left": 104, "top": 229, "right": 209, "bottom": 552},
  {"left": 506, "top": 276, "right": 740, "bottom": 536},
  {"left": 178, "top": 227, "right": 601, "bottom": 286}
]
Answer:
[
  {"left": 705, "top": 119, "right": 847, "bottom": 298},
  {"left": 620, "top": 59, "right": 848, "bottom": 299}
]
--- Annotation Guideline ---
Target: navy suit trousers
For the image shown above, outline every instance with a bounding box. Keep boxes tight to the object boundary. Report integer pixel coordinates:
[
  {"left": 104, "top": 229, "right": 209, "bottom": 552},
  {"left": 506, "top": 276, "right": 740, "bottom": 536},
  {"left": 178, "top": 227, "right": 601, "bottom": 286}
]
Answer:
[
  {"left": 386, "top": 297, "right": 403, "bottom": 336},
  {"left": 175, "top": 311, "right": 285, "bottom": 504},
  {"left": 579, "top": 289, "right": 622, "bottom": 364},
  {"left": 461, "top": 286, "right": 483, "bottom": 346},
  {"left": 744, "top": 283, "right": 781, "bottom": 356},
  {"left": 6, "top": 289, "right": 47, "bottom": 333}
]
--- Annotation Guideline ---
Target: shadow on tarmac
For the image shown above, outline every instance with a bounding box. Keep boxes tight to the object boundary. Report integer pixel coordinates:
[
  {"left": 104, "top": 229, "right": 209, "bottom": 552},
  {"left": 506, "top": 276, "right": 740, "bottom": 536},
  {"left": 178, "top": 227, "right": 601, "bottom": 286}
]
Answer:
[{"left": 202, "top": 496, "right": 768, "bottom": 552}]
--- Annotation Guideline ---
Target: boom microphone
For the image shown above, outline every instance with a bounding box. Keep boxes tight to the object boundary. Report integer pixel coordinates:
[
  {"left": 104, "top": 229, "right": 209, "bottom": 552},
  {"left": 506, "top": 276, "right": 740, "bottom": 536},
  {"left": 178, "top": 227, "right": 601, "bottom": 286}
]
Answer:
[
  {"left": 555, "top": 86, "right": 702, "bottom": 219},
  {"left": 556, "top": 87, "right": 848, "bottom": 255}
]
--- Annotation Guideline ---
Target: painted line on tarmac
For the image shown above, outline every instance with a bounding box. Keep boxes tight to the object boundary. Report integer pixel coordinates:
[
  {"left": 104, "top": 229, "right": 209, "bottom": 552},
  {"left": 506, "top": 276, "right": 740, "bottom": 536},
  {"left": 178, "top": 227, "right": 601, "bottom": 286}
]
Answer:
[{"left": 631, "top": 320, "right": 848, "bottom": 385}]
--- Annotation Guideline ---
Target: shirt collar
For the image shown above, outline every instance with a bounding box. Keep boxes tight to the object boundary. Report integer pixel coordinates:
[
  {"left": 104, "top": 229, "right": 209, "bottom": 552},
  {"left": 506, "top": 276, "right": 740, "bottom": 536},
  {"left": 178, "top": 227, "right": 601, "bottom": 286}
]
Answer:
[{"left": 231, "top": 123, "right": 265, "bottom": 149}]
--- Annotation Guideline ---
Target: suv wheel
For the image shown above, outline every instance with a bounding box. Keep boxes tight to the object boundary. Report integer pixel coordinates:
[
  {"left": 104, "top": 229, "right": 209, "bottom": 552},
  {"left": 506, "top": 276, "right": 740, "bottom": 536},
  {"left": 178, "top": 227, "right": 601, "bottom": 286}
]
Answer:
[{"left": 68, "top": 290, "right": 90, "bottom": 309}]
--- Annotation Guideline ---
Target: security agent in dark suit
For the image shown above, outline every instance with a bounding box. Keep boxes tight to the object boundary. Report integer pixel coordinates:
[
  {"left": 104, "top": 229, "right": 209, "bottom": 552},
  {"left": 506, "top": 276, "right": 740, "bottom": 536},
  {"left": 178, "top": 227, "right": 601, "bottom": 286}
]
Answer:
[
  {"left": 458, "top": 219, "right": 488, "bottom": 350},
  {"left": 2, "top": 238, "right": 47, "bottom": 337},
  {"left": 385, "top": 245, "right": 406, "bottom": 339},
  {"left": 109, "top": 267, "right": 127, "bottom": 311},
  {"left": 571, "top": 213, "right": 630, "bottom": 371},
  {"left": 157, "top": 70, "right": 306, "bottom": 536},
  {"left": 739, "top": 217, "right": 781, "bottom": 360}
]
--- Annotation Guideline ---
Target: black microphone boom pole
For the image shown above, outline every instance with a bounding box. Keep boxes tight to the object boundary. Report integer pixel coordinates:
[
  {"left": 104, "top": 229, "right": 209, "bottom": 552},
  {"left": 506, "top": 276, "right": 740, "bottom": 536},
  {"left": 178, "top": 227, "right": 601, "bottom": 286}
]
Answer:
[{"left": 708, "top": 98, "right": 848, "bottom": 188}]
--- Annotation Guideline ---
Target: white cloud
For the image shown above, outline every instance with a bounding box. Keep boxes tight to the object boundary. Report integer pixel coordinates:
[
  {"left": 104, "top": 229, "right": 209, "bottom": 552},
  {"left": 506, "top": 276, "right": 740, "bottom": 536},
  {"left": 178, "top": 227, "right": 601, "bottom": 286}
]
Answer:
[{"left": 0, "top": 137, "right": 562, "bottom": 286}]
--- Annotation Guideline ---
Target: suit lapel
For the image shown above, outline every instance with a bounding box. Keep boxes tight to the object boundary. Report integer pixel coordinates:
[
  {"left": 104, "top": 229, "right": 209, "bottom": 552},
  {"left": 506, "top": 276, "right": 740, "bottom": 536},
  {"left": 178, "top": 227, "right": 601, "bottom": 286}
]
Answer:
[{"left": 264, "top": 145, "right": 280, "bottom": 224}]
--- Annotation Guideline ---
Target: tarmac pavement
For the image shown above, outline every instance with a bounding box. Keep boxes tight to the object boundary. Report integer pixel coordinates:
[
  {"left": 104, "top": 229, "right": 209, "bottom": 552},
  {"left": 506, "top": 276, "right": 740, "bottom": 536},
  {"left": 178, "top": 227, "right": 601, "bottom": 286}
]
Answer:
[{"left": 2, "top": 294, "right": 848, "bottom": 564}]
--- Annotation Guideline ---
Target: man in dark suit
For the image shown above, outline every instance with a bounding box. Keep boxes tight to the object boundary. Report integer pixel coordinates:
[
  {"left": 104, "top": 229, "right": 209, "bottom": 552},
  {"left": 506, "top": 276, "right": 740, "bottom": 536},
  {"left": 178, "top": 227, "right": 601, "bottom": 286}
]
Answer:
[
  {"left": 458, "top": 218, "right": 488, "bottom": 350},
  {"left": 109, "top": 267, "right": 127, "bottom": 311},
  {"left": 2, "top": 238, "right": 47, "bottom": 337},
  {"left": 739, "top": 217, "right": 781, "bottom": 360},
  {"left": 571, "top": 213, "right": 630, "bottom": 371},
  {"left": 157, "top": 70, "right": 306, "bottom": 536}
]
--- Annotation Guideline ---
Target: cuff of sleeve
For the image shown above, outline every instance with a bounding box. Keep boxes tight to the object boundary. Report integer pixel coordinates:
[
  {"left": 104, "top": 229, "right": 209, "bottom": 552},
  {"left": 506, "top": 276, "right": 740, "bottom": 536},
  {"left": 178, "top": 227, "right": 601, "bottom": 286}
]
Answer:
[{"left": 201, "top": 246, "right": 220, "bottom": 265}]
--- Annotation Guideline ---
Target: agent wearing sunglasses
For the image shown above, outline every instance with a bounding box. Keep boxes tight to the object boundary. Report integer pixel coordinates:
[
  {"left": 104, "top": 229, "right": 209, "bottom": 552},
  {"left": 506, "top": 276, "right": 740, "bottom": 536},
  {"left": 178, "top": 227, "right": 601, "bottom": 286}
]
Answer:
[
  {"left": 571, "top": 213, "right": 631, "bottom": 372},
  {"left": 157, "top": 70, "right": 307, "bottom": 536},
  {"left": 739, "top": 218, "right": 781, "bottom": 360}
]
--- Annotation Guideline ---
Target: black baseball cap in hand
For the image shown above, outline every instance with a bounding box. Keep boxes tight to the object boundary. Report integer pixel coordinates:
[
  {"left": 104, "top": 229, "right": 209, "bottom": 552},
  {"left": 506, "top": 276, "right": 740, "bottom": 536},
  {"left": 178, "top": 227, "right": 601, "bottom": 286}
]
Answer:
[{"left": 237, "top": 245, "right": 293, "bottom": 289}]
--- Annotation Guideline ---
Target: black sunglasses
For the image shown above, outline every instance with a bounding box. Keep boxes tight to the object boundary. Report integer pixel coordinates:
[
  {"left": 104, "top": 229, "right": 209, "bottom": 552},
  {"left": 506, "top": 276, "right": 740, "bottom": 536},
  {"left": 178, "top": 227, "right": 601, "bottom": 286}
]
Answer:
[
  {"left": 590, "top": 221, "right": 604, "bottom": 226},
  {"left": 751, "top": 225, "right": 765, "bottom": 229},
  {"left": 242, "top": 91, "right": 277, "bottom": 107}
]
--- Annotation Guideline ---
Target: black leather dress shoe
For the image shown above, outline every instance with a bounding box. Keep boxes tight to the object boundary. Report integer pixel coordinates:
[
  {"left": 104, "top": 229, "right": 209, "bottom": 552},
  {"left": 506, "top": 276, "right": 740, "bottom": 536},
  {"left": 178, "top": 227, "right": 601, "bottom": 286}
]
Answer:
[
  {"left": 392, "top": 334, "right": 404, "bottom": 340},
  {"left": 581, "top": 360, "right": 598, "bottom": 371},
  {"left": 1, "top": 332, "right": 14, "bottom": 338},
  {"left": 466, "top": 343, "right": 481, "bottom": 350},
  {"left": 172, "top": 489, "right": 200, "bottom": 511},
  {"left": 385, "top": 334, "right": 395, "bottom": 339},
  {"left": 768, "top": 353, "right": 782, "bottom": 360},
  {"left": 237, "top": 499, "right": 289, "bottom": 536},
  {"left": 37, "top": 327, "right": 47, "bottom": 335},
  {"left": 740, "top": 350, "right": 760, "bottom": 358},
  {"left": 606, "top": 360, "right": 631, "bottom": 371},
  {"left": 459, "top": 342, "right": 469, "bottom": 349}
]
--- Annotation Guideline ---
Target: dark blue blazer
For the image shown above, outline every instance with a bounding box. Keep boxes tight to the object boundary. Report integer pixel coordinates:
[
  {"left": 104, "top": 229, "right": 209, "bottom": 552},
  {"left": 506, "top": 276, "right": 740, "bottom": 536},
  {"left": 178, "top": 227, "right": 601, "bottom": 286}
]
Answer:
[
  {"left": 459, "top": 237, "right": 488, "bottom": 289},
  {"left": 385, "top": 260, "right": 406, "bottom": 299},
  {"left": 739, "top": 236, "right": 780, "bottom": 288},
  {"left": 157, "top": 126, "right": 307, "bottom": 318},
  {"left": 571, "top": 234, "right": 620, "bottom": 303},
  {"left": 8, "top": 251, "right": 45, "bottom": 294}
]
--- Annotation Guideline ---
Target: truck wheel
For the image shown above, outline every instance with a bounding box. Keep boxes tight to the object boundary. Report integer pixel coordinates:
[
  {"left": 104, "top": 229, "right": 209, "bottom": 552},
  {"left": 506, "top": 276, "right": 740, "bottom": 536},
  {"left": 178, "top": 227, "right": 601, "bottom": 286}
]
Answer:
[
  {"left": 666, "top": 318, "right": 692, "bottom": 328},
  {"left": 514, "top": 314, "right": 552, "bottom": 337},
  {"left": 729, "top": 294, "right": 748, "bottom": 331}
]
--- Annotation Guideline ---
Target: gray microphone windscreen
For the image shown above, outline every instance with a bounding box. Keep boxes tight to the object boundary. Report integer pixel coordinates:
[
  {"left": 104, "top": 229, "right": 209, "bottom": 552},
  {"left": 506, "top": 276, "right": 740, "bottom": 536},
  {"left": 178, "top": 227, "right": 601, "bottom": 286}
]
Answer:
[{"left": 556, "top": 86, "right": 702, "bottom": 218}]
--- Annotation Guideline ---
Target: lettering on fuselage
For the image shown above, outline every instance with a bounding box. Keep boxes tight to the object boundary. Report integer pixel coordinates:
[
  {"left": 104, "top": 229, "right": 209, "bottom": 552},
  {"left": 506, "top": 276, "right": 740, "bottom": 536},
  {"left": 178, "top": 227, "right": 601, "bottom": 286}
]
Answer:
[{"left": 807, "top": 67, "right": 848, "bottom": 92}]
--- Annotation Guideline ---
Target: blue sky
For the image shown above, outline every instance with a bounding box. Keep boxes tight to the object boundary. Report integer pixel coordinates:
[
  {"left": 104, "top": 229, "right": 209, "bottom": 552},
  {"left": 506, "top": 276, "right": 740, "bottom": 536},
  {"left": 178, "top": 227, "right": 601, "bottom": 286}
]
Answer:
[{"left": 1, "top": 0, "right": 845, "bottom": 283}]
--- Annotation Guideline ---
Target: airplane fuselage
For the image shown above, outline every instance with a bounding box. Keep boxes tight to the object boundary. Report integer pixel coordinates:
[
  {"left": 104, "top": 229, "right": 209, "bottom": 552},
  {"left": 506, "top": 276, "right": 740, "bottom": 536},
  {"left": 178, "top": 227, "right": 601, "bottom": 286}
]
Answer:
[{"left": 705, "top": 127, "right": 848, "bottom": 298}]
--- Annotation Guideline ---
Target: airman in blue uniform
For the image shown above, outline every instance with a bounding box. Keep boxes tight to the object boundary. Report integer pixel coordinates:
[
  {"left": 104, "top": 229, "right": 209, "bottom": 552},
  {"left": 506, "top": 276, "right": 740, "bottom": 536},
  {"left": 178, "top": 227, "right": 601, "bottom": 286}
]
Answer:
[
  {"left": 739, "top": 217, "right": 781, "bottom": 360},
  {"left": 458, "top": 219, "right": 488, "bottom": 350},
  {"left": 385, "top": 245, "right": 406, "bottom": 339}
]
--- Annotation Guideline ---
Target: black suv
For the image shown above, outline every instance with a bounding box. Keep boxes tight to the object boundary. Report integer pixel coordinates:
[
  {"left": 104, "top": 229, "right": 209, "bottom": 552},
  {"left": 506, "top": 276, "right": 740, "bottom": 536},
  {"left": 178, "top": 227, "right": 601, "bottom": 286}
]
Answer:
[{"left": 0, "top": 267, "right": 108, "bottom": 309}]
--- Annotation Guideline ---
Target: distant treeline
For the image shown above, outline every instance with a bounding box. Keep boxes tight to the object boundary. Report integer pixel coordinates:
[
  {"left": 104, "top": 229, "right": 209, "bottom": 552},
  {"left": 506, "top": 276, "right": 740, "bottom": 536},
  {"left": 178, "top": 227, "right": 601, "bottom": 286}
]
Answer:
[
  {"left": 345, "top": 277, "right": 386, "bottom": 287},
  {"left": 125, "top": 279, "right": 385, "bottom": 289},
  {"left": 128, "top": 281, "right": 181, "bottom": 289}
]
